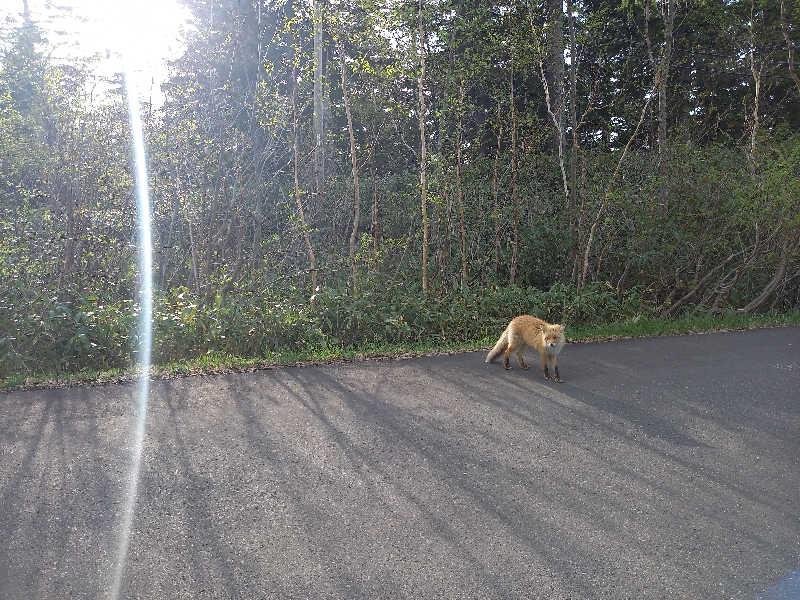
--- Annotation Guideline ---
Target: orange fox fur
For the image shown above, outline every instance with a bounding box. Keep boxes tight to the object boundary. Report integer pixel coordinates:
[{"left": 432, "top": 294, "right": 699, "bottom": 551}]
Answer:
[{"left": 485, "top": 315, "right": 566, "bottom": 382}]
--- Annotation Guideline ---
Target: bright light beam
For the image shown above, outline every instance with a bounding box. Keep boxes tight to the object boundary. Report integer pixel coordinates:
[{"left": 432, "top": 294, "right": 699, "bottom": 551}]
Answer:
[{"left": 110, "top": 60, "right": 154, "bottom": 600}]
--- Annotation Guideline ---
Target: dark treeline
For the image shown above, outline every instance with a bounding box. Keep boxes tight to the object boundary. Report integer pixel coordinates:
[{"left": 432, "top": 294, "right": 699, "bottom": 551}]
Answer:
[{"left": 1, "top": 0, "right": 799, "bottom": 378}]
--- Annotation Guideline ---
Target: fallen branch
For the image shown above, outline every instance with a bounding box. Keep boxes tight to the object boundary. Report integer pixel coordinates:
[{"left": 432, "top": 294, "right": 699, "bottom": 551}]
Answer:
[
  {"left": 663, "top": 251, "right": 742, "bottom": 317},
  {"left": 740, "top": 231, "right": 800, "bottom": 312}
]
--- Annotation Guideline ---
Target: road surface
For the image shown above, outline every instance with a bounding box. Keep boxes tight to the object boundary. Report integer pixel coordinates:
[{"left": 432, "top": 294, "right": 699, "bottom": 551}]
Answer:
[{"left": 1, "top": 327, "right": 799, "bottom": 599}]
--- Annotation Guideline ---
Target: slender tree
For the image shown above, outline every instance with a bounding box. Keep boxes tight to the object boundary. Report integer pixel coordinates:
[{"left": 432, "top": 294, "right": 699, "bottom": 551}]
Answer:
[
  {"left": 508, "top": 63, "right": 519, "bottom": 285},
  {"left": 546, "top": 0, "right": 565, "bottom": 153},
  {"left": 313, "top": 0, "right": 325, "bottom": 193},
  {"left": 336, "top": 37, "right": 362, "bottom": 296},
  {"left": 780, "top": 0, "right": 800, "bottom": 95},
  {"left": 492, "top": 98, "right": 503, "bottom": 276},
  {"left": 455, "top": 79, "right": 467, "bottom": 291},
  {"left": 417, "top": 0, "right": 429, "bottom": 293},
  {"left": 290, "top": 48, "right": 317, "bottom": 297}
]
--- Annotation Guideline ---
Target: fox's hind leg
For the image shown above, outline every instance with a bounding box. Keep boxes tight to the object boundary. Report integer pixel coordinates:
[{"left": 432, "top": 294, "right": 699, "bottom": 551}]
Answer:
[
  {"left": 503, "top": 344, "right": 514, "bottom": 370},
  {"left": 504, "top": 330, "right": 523, "bottom": 370},
  {"left": 517, "top": 347, "right": 528, "bottom": 370}
]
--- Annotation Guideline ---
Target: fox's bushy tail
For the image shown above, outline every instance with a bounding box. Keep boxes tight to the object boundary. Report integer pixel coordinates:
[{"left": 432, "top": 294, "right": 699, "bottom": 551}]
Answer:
[{"left": 485, "top": 327, "right": 509, "bottom": 363}]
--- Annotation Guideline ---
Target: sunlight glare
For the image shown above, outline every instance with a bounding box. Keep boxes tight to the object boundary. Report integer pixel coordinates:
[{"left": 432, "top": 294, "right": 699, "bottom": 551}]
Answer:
[
  {"left": 2, "top": 0, "right": 194, "bottom": 103},
  {"left": 108, "top": 4, "right": 157, "bottom": 599},
  {"left": 80, "top": 0, "right": 191, "bottom": 99}
]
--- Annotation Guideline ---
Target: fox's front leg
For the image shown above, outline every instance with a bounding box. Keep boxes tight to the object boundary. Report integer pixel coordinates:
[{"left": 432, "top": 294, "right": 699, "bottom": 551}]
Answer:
[
  {"left": 540, "top": 352, "right": 550, "bottom": 380},
  {"left": 517, "top": 349, "right": 529, "bottom": 370},
  {"left": 550, "top": 356, "right": 563, "bottom": 383}
]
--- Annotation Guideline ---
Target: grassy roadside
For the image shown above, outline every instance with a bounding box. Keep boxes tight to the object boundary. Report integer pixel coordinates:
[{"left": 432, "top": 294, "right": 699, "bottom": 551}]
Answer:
[{"left": 3, "top": 310, "right": 799, "bottom": 392}]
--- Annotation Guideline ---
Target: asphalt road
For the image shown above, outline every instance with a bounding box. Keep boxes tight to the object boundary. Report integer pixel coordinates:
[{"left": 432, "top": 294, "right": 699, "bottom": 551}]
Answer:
[{"left": 1, "top": 327, "right": 799, "bottom": 599}]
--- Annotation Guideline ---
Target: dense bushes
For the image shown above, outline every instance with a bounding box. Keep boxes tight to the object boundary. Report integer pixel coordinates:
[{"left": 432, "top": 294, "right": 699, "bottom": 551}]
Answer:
[
  {"left": 3, "top": 136, "right": 799, "bottom": 381},
  {"left": 3, "top": 137, "right": 799, "bottom": 381},
  {"left": 0, "top": 283, "right": 651, "bottom": 379}
]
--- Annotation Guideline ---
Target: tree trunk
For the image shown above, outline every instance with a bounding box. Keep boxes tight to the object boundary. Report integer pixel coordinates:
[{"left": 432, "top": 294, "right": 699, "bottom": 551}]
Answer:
[
  {"left": 418, "top": 0, "right": 429, "bottom": 294},
  {"left": 657, "top": 0, "right": 675, "bottom": 209},
  {"left": 455, "top": 80, "right": 467, "bottom": 291},
  {"left": 567, "top": 0, "right": 579, "bottom": 283},
  {"left": 538, "top": 58, "right": 569, "bottom": 206},
  {"left": 492, "top": 99, "right": 503, "bottom": 276},
  {"left": 780, "top": 0, "right": 800, "bottom": 95},
  {"left": 159, "top": 177, "right": 181, "bottom": 290},
  {"left": 644, "top": 0, "right": 655, "bottom": 66},
  {"left": 748, "top": 0, "right": 763, "bottom": 170},
  {"left": 546, "top": 0, "right": 564, "bottom": 153},
  {"left": 187, "top": 215, "right": 200, "bottom": 294},
  {"left": 291, "top": 51, "right": 318, "bottom": 298},
  {"left": 57, "top": 186, "right": 76, "bottom": 291},
  {"left": 509, "top": 65, "right": 519, "bottom": 285},
  {"left": 337, "top": 39, "right": 361, "bottom": 296},
  {"left": 371, "top": 163, "right": 379, "bottom": 260},
  {"left": 442, "top": 181, "right": 451, "bottom": 285},
  {"left": 313, "top": 0, "right": 325, "bottom": 193}
]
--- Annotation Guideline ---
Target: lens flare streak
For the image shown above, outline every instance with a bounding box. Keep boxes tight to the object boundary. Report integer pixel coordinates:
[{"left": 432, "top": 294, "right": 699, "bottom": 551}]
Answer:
[{"left": 110, "top": 67, "right": 153, "bottom": 600}]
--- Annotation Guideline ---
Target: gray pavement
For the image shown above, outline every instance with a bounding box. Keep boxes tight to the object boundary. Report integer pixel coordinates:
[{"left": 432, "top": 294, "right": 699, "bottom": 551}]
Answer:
[{"left": 1, "top": 327, "right": 799, "bottom": 599}]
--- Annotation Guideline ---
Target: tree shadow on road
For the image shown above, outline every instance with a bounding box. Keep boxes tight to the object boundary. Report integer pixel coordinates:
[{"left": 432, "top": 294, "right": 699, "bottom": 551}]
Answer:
[
  {"left": 218, "top": 351, "right": 800, "bottom": 599},
  {"left": 0, "top": 386, "right": 125, "bottom": 599}
]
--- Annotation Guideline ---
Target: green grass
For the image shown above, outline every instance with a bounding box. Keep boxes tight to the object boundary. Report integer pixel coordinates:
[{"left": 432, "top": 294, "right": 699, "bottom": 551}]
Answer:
[
  {"left": 3, "top": 310, "right": 799, "bottom": 392},
  {"left": 567, "top": 309, "right": 800, "bottom": 341}
]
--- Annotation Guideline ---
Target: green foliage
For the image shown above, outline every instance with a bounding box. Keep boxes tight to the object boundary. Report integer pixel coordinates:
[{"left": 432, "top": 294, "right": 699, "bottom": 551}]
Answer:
[
  {"left": 0, "top": 294, "right": 133, "bottom": 377},
  {"left": 2, "top": 0, "right": 799, "bottom": 385},
  {"left": 1, "top": 282, "right": 652, "bottom": 379}
]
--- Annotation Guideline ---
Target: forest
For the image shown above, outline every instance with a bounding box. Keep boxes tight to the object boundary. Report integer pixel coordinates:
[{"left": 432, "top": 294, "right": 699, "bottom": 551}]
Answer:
[{"left": 1, "top": 0, "right": 799, "bottom": 382}]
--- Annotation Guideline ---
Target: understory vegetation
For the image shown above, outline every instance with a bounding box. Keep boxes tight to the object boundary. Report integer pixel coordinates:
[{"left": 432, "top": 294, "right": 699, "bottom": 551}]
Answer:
[{"left": 1, "top": 0, "right": 799, "bottom": 384}]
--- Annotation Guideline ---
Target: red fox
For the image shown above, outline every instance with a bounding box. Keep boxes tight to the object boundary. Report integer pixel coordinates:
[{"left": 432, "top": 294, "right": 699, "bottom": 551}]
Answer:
[{"left": 485, "top": 315, "right": 566, "bottom": 382}]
